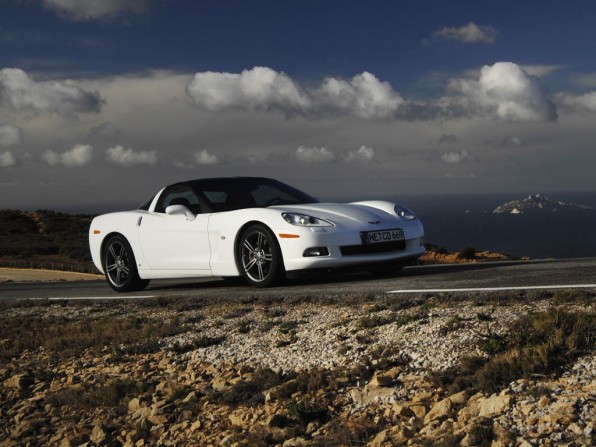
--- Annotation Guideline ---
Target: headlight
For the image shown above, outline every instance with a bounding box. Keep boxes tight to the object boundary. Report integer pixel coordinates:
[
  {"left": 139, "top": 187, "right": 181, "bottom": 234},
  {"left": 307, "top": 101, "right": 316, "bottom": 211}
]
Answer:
[
  {"left": 282, "top": 213, "right": 334, "bottom": 227},
  {"left": 394, "top": 205, "right": 417, "bottom": 220}
]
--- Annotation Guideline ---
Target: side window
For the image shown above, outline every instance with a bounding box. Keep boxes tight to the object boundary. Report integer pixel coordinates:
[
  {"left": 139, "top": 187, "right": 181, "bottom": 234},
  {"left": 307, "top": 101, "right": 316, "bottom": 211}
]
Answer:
[
  {"left": 203, "top": 190, "right": 230, "bottom": 212},
  {"left": 155, "top": 186, "right": 201, "bottom": 214},
  {"left": 251, "top": 184, "right": 295, "bottom": 206}
]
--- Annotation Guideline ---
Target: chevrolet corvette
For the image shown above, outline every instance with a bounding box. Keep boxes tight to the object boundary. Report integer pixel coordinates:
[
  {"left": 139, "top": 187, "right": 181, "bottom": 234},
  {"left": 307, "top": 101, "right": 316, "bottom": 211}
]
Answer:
[{"left": 89, "top": 177, "right": 425, "bottom": 291}]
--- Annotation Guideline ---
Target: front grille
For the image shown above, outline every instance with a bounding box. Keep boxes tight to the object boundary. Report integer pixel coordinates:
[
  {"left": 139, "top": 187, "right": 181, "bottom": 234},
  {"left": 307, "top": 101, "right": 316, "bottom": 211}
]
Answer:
[{"left": 340, "top": 241, "right": 406, "bottom": 256}]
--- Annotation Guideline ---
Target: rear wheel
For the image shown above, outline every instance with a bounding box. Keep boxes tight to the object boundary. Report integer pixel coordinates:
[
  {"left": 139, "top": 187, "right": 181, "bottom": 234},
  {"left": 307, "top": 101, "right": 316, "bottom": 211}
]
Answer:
[
  {"left": 103, "top": 235, "right": 149, "bottom": 292},
  {"left": 238, "top": 224, "right": 284, "bottom": 288}
]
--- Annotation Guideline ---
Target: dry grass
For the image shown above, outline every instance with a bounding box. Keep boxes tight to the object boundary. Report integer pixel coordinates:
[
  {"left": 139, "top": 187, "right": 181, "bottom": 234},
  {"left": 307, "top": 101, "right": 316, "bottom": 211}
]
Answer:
[
  {"left": 0, "top": 313, "right": 184, "bottom": 362},
  {"left": 441, "top": 307, "right": 595, "bottom": 394}
]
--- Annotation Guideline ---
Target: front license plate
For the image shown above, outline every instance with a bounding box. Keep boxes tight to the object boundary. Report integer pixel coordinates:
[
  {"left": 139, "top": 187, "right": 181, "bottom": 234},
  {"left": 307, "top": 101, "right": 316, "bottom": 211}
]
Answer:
[{"left": 362, "top": 228, "right": 405, "bottom": 244}]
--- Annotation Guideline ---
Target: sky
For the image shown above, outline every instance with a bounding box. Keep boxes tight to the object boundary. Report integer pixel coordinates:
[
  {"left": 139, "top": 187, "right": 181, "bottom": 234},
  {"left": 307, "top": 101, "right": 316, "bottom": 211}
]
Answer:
[{"left": 1, "top": 0, "right": 596, "bottom": 211}]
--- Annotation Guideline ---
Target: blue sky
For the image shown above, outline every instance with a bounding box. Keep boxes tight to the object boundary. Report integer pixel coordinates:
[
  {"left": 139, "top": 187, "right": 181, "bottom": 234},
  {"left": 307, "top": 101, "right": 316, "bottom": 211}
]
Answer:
[{"left": 1, "top": 0, "right": 596, "bottom": 210}]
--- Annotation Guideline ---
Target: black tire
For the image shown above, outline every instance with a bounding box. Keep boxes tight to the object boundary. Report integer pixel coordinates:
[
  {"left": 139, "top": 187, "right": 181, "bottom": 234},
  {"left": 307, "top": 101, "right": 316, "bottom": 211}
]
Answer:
[
  {"left": 103, "top": 235, "right": 150, "bottom": 292},
  {"left": 238, "top": 224, "right": 284, "bottom": 288}
]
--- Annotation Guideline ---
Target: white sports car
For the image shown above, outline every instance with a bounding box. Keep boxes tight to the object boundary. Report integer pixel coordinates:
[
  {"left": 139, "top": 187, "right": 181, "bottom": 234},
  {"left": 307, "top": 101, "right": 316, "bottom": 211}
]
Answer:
[{"left": 89, "top": 177, "right": 425, "bottom": 291}]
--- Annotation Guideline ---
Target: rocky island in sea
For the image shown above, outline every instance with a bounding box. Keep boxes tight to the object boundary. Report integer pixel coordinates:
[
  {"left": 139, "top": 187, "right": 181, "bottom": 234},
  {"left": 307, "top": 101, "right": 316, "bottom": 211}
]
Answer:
[{"left": 493, "top": 193, "right": 594, "bottom": 214}]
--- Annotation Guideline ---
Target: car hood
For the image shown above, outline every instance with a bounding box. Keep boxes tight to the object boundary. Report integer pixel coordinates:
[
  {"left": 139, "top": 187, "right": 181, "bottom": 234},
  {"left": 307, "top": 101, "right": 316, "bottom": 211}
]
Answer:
[{"left": 272, "top": 202, "right": 394, "bottom": 226}]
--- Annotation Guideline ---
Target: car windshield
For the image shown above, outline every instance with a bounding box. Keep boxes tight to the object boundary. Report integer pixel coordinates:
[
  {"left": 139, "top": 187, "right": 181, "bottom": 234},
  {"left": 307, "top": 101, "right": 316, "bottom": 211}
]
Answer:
[{"left": 187, "top": 177, "right": 318, "bottom": 212}]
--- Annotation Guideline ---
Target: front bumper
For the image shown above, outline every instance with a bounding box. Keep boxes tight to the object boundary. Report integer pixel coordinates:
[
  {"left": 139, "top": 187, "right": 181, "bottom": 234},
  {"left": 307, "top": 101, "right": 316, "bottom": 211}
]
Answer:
[{"left": 275, "top": 222, "right": 425, "bottom": 272}]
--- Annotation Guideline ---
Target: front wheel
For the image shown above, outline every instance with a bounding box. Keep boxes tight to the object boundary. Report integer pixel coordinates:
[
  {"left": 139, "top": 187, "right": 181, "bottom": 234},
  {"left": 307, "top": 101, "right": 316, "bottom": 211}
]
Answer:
[
  {"left": 238, "top": 225, "right": 284, "bottom": 288},
  {"left": 103, "top": 235, "right": 150, "bottom": 292}
]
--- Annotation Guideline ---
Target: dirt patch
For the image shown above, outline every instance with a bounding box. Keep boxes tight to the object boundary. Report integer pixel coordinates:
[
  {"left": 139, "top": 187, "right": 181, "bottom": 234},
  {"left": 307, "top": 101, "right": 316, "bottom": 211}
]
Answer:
[{"left": 0, "top": 268, "right": 102, "bottom": 283}]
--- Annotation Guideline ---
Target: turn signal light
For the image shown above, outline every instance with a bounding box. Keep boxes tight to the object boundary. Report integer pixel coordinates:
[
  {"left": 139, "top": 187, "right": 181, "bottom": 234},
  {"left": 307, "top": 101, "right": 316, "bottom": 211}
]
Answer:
[
  {"left": 279, "top": 233, "right": 300, "bottom": 238},
  {"left": 93, "top": 230, "right": 101, "bottom": 234}
]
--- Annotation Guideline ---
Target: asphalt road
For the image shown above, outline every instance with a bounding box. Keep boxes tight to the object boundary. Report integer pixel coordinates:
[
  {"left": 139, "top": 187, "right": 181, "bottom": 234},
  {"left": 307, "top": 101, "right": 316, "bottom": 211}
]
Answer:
[{"left": 1, "top": 258, "right": 595, "bottom": 302}]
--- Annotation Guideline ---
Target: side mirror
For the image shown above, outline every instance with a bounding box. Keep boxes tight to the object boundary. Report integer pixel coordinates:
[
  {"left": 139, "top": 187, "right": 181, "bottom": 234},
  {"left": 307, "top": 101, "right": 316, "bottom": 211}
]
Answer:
[{"left": 165, "top": 204, "right": 196, "bottom": 221}]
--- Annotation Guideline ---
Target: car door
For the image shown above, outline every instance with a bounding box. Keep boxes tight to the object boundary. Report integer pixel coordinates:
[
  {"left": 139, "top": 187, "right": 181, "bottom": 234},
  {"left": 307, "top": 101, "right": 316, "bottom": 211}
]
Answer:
[{"left": 137, "top": 184, "right": 211, "bottom": 271}]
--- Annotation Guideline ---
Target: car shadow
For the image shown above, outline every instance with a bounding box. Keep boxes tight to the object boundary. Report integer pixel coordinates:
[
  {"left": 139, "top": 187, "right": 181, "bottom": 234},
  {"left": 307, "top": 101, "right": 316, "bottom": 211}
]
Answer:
[{"left": 145, "top": 259, "right": 553, "bottom": 292}]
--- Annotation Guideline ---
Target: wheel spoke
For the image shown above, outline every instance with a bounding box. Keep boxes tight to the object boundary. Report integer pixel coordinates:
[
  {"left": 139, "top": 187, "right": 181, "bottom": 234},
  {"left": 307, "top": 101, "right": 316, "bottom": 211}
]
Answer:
[
  {"left": 244, "top": 258, "right": 257, "bottom": 272},
  {"left": 106, "top": 263, "right": 117, "bottom": 272},
  {"left": 109, "top": 244, "right": 118, "bottom": 260},
  {"left": 243, "top": 239, "right": 256, "bottom": 255},
  {"left": 257, "top": 262, "right": 264, "bottom": 281}
]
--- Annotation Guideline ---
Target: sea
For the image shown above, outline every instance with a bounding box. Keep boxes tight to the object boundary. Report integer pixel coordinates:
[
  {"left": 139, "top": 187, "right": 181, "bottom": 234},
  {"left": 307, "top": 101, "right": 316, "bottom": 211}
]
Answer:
[
  {"left": 70, "top": 191, "right": 596, "bottom": 260},
  {"left": 391, "top": 192, "right": 596, "bottom": 260}
]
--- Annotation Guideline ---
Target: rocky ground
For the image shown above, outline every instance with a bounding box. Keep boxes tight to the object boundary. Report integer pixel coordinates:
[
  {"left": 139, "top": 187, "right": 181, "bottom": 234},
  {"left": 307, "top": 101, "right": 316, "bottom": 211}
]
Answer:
[{"left": 0, "top": 289, "right": 594, "bottom": 446}]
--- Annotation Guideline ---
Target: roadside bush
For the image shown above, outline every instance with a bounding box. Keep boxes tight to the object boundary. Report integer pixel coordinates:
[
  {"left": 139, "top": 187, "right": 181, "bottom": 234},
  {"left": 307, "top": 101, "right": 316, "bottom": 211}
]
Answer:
[{"left": 440, "top": 307, "right": 595, "bottom": 394}]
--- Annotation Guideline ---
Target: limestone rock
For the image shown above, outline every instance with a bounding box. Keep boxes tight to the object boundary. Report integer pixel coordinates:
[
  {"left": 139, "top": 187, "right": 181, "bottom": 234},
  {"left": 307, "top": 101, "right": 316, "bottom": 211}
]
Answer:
[
  {"left": 478, "top": 394, "right": 512, "bottom": 417},
  {"left": 424, "top": 397, "right": 453, "bottom": 424}
]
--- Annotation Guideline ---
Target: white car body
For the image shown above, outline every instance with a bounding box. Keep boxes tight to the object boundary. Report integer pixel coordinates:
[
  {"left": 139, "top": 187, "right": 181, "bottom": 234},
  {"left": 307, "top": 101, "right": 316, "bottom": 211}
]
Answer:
[{"left": 89, "top": 177, "right": 425, "bottom": 290}]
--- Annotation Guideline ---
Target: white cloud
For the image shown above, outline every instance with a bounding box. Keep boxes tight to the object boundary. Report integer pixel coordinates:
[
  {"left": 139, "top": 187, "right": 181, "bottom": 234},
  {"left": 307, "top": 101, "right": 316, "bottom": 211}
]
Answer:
[
  {"left": 295, "top": 146, "right": 336, "bottom": 163},
  {"left": 42, "top": 0, "right": 151, "bottom": 21},
  {"left": 432, "top": 22, "right": 497, "bottom": 44},
  {"left": 0, "top": 124, "right": 22, "bottom": 147},
  {"left": 344, "top": 145, "right": 375, "bottom": 163},
  {"left": 187, "top": 67, "right": 403, "bottom": 120},
  {"left": 194, "top": 149, "right": 219, "bottom": 165},
  {"left": 315, "top": 72, "right": 404, "bottom": 119},
  {"left": 106, "top": 145, "right": 157, "bottom": 166},
  {"left": 43, "top": 144, "right": 93, "bottom": 167},
  {"left": 186, "top": 64, "right": 557, "bottom": 123},
  {"left": 186, "top": 66, "right": 310, "bottom": 116},
  {"left": 555, "top": 91, "right": 596, "bottom": 113},
  {"left": 441, "top": 149, "right": 469, "bottom": 164},
  {"left": 0, "top": 68, "right": 103, "bottom": 117},
  {"left": 0, "top": 151, "right": 17, "bottom": 168},
  {"left": 449, "top": 62, "right": 557, "bottom": 122}
]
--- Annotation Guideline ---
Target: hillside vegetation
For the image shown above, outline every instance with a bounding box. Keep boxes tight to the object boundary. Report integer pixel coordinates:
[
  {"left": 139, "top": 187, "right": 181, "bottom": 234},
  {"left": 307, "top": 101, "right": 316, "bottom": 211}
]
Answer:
[{"left": 0, "top": 210, "right": 94, "bottom": 262}]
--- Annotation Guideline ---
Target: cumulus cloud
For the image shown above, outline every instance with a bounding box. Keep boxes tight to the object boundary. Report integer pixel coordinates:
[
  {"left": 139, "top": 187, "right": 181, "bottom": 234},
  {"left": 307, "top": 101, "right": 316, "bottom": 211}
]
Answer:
[
  {"left": 449, "top": 62, "right": 557, "bottom": 122},
  {"left": 0, "top": 68, "right": 103, "bottom": 117},
  {"left": 343, "top": 145, "right": 375, "bottom": 163},
  {"left": 432, "top": 22, "right": 497, "bottom": 44},
  {"left": 43, "top": 144, "right": 93, "bottom": 167},
  {"left": 186, "top": 63, "right": 558, "bottom": 123},
  {"left": 186, "top": 67, "right": 403, "bottom": 120},
  {"left": 186, "top": 66, "right": 310, "bottom": 116},
  {"left": 315, "top": 72, "right": 404, "bottom": 119},
  {"left": 0, "top": 151, "right": 17, "bottom": 168},
  {"left": 295, "top": 146, "right": 337, "bottom": 163},
  {"left": 106, "top": 145, "right": 157, "bottom": 166},
  {"left": 555, "top": 91, "right": 596, "bottom": 113},
  {"left": 0, "top": 124, "right": 22, "bottom": 147},
  {"left": 42, "top": 0, "right": 151, "bottom": 21},
  {"left": 441, "top": 149, "right": 469, "bottom": 164},
  {"left": 194, "top": 149, "right": 220, "bottom": 165}
]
